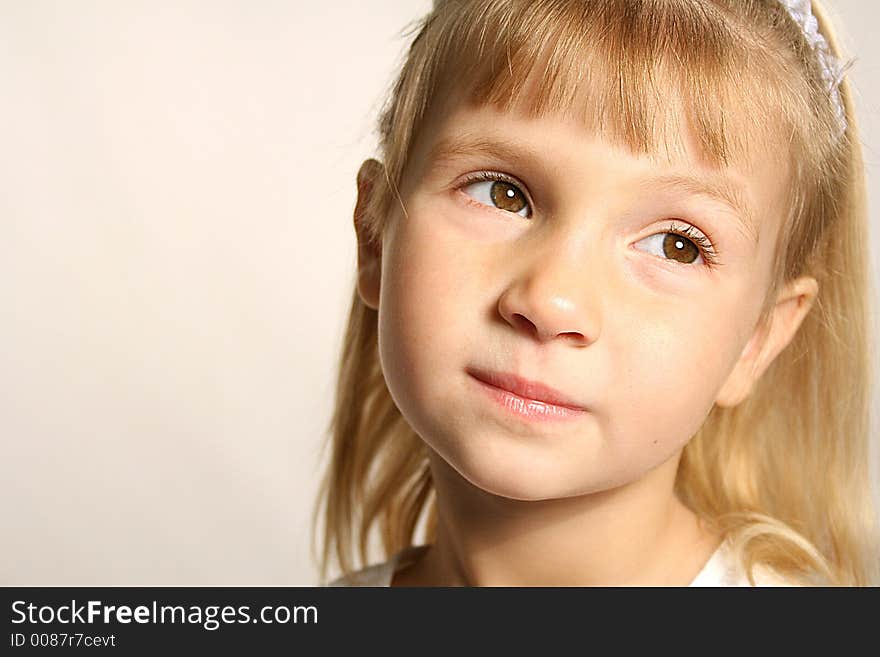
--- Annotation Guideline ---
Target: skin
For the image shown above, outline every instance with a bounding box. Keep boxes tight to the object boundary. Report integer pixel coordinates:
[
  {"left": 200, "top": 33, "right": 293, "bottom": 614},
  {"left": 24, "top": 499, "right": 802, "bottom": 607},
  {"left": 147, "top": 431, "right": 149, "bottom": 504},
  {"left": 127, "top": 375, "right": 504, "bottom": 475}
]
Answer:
[{"left": 352, "top": 94, "right": 818, "bottom": 586}]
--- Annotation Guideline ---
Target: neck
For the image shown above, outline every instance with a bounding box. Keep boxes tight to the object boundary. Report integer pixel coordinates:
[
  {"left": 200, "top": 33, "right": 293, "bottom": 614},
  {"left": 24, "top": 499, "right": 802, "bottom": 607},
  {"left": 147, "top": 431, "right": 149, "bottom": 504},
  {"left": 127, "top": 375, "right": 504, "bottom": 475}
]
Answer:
[{"left": 396, "top": 449, "right": 721, "bottom": 586}]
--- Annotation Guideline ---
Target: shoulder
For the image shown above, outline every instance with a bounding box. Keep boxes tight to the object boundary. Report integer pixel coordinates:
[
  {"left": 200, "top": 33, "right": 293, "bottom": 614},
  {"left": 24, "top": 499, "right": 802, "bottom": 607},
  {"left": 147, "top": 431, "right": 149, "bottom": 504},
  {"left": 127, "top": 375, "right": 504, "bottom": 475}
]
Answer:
[
  {"left": 328, "top": 561, "right": 395, "bottom": 587},
  {"left": 690, "top": 539, "right": 804, "bottom": 587},
  {"left": 326, "top": 545, "right": 430, "bottom": 587}
]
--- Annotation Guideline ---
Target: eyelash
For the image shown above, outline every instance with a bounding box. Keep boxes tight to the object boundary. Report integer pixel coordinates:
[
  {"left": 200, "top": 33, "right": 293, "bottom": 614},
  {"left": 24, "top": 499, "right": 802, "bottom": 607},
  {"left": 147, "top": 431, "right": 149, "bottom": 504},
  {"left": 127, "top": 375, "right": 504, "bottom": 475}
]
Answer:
[
  {"left": 664, "top": 221, "right": 720, "bottom": 269},
  {"left": 457, "top": 170, "right": 721, "bottom": 269}
]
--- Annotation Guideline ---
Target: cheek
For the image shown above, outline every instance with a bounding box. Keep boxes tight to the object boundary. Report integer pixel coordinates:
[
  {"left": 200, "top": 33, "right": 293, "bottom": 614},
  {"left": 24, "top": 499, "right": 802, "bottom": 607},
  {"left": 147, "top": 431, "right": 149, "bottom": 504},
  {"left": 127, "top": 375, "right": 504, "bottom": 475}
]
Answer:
[
  {"left": 375, "top": 211, "right": 479, "bottom": 434},
  {"left": 382, "top": 209, "right": 476, "bottom": 343},
  {"left": 606, "top": 298, "right": 748, "bottom": 453},
  {"left": 379, "top": 199, "right": 499, "bottom": 359}
]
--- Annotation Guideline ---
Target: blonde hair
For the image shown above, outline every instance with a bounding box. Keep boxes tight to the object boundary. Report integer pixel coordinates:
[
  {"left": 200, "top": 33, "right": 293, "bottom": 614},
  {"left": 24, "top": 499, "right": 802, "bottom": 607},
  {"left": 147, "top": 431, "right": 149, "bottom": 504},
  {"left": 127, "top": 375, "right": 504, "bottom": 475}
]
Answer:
[{"left": 312, "top": 0, "right": 879, "bottom": 586}]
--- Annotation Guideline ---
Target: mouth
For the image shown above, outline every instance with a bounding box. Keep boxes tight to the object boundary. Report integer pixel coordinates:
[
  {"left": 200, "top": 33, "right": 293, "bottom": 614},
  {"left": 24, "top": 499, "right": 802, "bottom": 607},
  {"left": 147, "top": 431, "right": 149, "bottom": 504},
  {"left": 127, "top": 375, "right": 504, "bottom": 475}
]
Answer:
[{"left": 467, "top": 367, "right": 588, "bottom": 422}]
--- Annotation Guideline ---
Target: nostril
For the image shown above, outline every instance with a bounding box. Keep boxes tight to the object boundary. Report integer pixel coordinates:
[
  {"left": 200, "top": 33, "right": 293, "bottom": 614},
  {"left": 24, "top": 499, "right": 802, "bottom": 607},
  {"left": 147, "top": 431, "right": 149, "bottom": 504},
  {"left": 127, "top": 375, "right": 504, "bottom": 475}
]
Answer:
[
  {"left": 508, "top": 314, "right": 588, "bottom": 344},
  {"left": 512, "top": 314, "right": 537, "bottom": 336}
]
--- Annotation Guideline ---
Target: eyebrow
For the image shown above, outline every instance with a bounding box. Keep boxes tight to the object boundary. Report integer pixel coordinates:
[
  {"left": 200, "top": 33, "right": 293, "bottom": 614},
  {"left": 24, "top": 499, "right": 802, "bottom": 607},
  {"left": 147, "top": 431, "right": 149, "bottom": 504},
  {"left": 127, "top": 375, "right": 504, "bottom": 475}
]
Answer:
[
  {"left": 426, "top": 134, "right": 760, "bottom": 245},
  {"left": 634, "top": 174, "right": 759, "bottom": 245}
]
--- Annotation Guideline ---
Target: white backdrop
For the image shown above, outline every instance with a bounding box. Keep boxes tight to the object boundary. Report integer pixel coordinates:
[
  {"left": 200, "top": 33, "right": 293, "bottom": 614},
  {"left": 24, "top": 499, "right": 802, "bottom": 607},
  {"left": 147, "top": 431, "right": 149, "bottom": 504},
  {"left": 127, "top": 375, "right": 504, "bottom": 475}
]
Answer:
[{"left": 1, "top": 0, "right": 876, "bottom": 585}]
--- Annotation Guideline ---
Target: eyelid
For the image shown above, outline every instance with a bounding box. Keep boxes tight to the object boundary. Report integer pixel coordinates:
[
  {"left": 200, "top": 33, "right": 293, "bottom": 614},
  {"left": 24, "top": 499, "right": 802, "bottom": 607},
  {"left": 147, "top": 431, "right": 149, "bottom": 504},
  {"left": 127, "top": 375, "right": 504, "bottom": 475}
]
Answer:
[
  {"left": 663, "top": 219, "right": 712, "bottom": 248},
  {"left": 667, "top": 218, "right": 720, "bottom": 261}
]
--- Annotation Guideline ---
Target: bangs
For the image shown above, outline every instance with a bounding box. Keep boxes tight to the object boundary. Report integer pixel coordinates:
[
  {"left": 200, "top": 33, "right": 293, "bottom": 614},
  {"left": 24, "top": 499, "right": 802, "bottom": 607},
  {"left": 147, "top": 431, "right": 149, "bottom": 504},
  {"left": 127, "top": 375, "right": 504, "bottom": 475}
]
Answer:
[{"left": 420, "top": 0, "right": 798, "bottom": 172}]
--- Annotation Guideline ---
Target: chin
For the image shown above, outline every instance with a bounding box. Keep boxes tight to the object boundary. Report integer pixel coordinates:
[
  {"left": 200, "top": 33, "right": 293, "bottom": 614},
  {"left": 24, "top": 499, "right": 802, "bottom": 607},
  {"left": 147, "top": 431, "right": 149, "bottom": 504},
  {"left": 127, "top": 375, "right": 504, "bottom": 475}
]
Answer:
[{"left": 437, "top": 438, "right": 603, "bottom": 501}]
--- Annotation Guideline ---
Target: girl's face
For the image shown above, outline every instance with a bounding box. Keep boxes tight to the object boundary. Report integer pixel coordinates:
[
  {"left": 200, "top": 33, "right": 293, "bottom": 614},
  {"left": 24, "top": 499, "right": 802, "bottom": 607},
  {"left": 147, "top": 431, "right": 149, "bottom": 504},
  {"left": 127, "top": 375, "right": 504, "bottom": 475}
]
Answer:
[{"left": 359, "top": 98, "right": 801, "bottom": 501}]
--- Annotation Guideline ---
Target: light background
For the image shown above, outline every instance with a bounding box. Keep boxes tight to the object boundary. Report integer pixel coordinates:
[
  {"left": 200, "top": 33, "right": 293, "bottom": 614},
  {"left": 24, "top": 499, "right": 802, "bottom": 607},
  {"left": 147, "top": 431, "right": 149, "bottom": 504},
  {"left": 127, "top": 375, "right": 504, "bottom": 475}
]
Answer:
[{"left": 1, "top": 0, "right": 876, "bottom": 585}]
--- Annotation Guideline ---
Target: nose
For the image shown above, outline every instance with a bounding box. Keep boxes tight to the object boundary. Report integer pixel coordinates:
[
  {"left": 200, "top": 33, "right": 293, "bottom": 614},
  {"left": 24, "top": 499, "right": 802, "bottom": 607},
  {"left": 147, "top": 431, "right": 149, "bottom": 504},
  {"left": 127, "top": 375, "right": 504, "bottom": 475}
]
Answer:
[{"left": 497, "top": 231, "right": 601, "bottom": 346}]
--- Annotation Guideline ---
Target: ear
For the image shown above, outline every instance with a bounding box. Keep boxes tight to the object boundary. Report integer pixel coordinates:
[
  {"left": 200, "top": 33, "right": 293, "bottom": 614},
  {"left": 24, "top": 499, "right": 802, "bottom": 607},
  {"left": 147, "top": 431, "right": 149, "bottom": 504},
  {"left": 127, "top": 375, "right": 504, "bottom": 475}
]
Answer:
[
  {"left": 353, "top": 158, "right": 385, "bottom": 310},
  {"left": 715, "top": 275, "right": 819, "bottom": 408}
]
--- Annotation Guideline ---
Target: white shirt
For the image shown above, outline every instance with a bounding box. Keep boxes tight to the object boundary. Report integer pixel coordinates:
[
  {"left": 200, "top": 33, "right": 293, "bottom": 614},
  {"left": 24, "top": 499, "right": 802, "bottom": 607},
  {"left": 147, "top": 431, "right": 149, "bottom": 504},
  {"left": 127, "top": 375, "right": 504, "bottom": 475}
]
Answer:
[{"left": 328, "top": 539, "right": 796, "bottom": 586}]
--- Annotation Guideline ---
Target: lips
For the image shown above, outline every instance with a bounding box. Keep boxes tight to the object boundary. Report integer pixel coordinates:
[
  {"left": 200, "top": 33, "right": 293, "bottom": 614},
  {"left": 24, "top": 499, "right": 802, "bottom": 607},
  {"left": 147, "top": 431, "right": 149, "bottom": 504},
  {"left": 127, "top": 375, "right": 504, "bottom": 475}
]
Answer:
[{"left": 467, "top": 368, "right": 587, "bottom": 411}]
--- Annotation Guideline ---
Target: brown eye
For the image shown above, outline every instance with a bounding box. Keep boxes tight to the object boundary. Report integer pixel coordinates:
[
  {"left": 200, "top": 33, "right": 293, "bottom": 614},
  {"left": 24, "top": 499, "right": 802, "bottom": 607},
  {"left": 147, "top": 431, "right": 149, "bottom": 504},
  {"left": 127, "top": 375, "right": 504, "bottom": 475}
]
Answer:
[
  {"left": 633, "top": 223, "right": 716, "bottom": 268},
  {"left": 460, "top": 175, "right": 532, "bottom": 218},
  {"left": 662, "top": 233, "right": 700, "bottom": 264},
  {"left": 489, "top": 181, "right": 528, "bottom": 214}
]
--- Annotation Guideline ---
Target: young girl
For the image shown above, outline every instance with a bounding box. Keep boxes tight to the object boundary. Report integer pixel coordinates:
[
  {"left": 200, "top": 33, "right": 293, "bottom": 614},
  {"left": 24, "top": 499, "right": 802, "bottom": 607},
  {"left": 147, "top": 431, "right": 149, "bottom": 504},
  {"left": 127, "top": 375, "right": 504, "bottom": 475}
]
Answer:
[{"left": 313, "top": 0, "right": 879, "bottom": 586}]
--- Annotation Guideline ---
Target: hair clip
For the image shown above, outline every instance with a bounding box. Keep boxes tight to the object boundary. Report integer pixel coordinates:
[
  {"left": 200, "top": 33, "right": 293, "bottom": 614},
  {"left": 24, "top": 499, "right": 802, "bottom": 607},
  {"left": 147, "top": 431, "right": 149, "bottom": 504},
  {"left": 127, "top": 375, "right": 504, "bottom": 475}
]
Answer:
[{"left": 778, "top": 0, "right": 848, "bottom": 140}]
